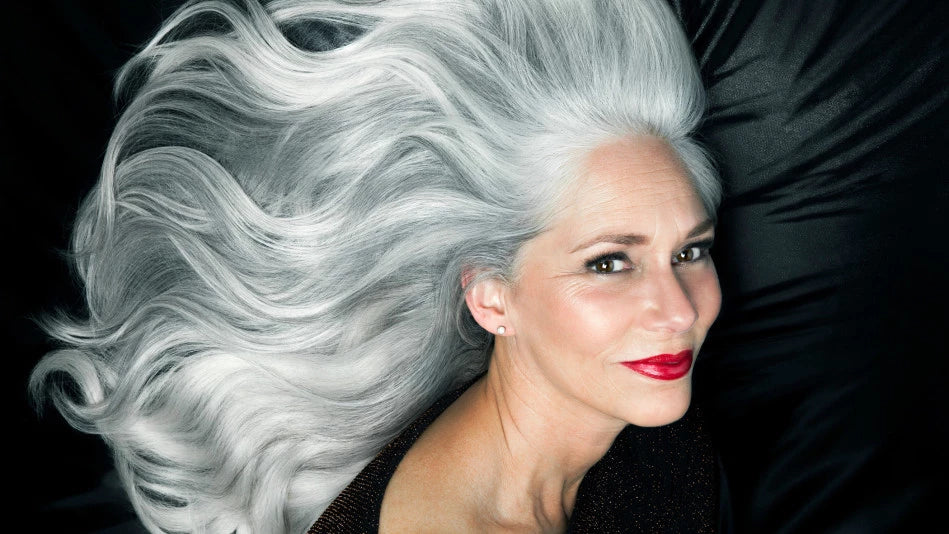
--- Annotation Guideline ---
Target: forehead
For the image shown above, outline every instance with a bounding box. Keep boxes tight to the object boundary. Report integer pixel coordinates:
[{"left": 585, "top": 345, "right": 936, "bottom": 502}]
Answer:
[
  {"left": 545, "top": 137, "right": 707, "bottom": 244},
  {"left": 576, "top": 137, "right": 698, "bottom": 209},
  {"left": 510, "top": 136, "right": 708, "bottom": 278}
]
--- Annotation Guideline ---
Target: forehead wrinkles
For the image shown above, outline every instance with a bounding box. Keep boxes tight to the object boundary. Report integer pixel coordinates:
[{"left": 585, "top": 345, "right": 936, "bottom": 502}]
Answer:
[
  {"left": 517, "top": 138, "right": 702, "bottom": 270},
  {"left": 577, "top": 138, "right": 694, "bottom": 206},
  {"left": 550, "top": 142, "right": 707, "bottom": 250},
  {"left": 567, "top": 164, "right": 696, "bottom": 223},
  {"left": 584, "top": 136, "right": 686, "bottom": 175}
]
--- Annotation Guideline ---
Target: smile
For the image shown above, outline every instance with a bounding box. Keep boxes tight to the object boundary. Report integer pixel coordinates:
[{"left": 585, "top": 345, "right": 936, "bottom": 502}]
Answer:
[{"left": 621, "top": 349, "right": 693, "bottom": 380}]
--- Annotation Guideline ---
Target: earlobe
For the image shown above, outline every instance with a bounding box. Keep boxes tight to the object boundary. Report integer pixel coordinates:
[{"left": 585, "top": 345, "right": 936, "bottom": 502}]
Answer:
[{"left": 464, "top": 277, "right": 514, "bottom": 336}]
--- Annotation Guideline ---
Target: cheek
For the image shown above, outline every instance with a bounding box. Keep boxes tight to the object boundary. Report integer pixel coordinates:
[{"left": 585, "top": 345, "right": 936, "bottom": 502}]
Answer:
[{"left": 520, "top": 278, "right": 636, "bottom": 356}]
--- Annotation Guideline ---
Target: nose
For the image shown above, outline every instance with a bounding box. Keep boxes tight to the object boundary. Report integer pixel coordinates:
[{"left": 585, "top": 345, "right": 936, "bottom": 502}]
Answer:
[{"left": 641, "top": 267, "right": 698, "bottom": 335}]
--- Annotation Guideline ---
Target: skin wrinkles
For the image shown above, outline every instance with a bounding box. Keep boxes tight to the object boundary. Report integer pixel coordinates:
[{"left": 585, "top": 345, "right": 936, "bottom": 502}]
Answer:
[
  {"left": 380, "top": 136, "right": 721, "bottom": 533},
  {"left": 479, "top": 368, "right": 588, "bottom": 529},
  {"left": 482, "top": 332, "right": 605, "bottom": 525}
]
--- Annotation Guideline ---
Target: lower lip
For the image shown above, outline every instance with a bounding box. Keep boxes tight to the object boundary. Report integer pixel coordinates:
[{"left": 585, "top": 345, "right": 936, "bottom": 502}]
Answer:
[{"left": 621, "top": 350, "right": 693, "bottom": 380}]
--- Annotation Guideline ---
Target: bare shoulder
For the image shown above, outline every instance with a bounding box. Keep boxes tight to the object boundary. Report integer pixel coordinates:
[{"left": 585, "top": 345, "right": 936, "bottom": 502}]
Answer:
[{"left": 379, "top": 384, "right": 489, "bottom": 533}]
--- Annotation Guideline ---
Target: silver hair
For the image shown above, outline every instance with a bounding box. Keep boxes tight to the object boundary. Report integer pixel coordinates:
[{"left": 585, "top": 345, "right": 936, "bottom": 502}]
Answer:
[{"left": 30, "top": 0, "right": 720, "bottom": 532}]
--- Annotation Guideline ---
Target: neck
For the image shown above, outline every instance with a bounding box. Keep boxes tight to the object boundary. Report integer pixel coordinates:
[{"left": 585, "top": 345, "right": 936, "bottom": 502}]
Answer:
[{"left": 468, "top": 343, "right": 627, "bottom": 531}]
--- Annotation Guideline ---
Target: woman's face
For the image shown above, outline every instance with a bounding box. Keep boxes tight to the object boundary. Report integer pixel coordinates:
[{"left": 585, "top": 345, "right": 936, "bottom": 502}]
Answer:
[{"left": 503, "top": 136, "right": 721, "bottom": 428}]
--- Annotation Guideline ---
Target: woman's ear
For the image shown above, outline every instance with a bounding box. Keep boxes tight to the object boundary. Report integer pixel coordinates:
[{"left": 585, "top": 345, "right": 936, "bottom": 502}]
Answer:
[{"left": 462, "top": 271, "right": 514, "bottom": 336}]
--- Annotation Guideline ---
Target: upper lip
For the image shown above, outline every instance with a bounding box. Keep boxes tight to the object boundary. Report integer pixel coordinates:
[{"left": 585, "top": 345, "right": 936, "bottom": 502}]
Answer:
[{"left": 622, "top": 349, "right": 693, "bottom": 364}]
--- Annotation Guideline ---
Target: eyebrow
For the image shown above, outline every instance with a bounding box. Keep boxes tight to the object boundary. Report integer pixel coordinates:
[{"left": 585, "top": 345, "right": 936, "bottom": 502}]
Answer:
[{"left": 569, "top": 218, "right": 715, "bottom": 253}]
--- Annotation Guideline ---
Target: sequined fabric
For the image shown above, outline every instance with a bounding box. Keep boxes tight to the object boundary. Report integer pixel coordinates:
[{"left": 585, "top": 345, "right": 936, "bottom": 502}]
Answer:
[{"left": 308, "top": 379, "right": 723, "bottom": 533}]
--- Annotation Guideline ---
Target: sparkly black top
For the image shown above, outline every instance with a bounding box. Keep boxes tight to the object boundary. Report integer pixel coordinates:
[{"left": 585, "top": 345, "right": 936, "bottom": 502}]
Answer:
[{"left": 309, "top": 378, "right": 730, "bottom": 533}]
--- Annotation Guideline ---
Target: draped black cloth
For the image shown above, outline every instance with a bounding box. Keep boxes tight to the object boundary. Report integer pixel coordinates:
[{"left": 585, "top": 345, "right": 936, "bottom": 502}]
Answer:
[
  {"left": 10, "top": 0, "right": 947, "bottom": 531},
  {"left": 673, "top": 1, "right": 949, "bottom": 532}
]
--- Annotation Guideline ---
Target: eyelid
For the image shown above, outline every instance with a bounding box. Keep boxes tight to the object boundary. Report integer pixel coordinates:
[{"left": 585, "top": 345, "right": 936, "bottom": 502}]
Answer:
[
  {"left": 686, "top": 238, "right": 715, "bottom": 251},
  {"left": 584, "top": 238, "right": 715, "bottom": 273},
  {"left": 673, "top": 239, "right": 715, "bottom": 263},
  {"left": 584, "top": 251, "right": 632, "bottom": 274}
]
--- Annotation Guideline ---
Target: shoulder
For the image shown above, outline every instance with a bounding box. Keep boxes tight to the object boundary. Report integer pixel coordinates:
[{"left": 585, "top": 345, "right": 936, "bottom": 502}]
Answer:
[
  {"left": 377, "top": 386, "right": 491, "bottom": 533},
  {"left": 307, "top": 377, "right": 480, "bottom": 533}
]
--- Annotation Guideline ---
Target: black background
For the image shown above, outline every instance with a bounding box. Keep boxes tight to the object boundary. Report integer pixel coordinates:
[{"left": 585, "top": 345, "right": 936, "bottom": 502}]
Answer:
[
  {"left": 6, "top": 0, "right": 948, "bottom": 532},
  {"left": 4, "top": 3, "right": 184, "bottom": 531}
]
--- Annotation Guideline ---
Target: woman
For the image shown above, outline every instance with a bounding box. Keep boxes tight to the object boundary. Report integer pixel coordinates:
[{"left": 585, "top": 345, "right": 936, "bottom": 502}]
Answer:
[{"left": 31, "top": 0, "right": 723, "bottom": 532}]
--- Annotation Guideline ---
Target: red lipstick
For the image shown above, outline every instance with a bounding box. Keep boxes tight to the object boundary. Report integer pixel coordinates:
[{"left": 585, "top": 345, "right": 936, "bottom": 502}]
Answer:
[{"left": 621, "top": 349, "right": 693, "bottom": 380}]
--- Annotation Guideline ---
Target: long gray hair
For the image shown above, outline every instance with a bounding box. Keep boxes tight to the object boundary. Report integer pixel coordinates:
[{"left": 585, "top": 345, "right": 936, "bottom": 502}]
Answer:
[{"left": 30, "top": 0, "right": 720, "bottom": 532}]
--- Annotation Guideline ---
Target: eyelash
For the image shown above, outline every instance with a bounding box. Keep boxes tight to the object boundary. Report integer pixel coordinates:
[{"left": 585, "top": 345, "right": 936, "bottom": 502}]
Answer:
[{"left": 584, "top": 241, "right": 714, "bottom": 275}]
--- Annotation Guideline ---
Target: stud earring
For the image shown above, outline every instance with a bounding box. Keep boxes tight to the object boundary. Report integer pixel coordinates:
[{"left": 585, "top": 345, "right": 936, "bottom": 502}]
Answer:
[{"left": 496, "top": 326, "right": 506, "bottom": 335}]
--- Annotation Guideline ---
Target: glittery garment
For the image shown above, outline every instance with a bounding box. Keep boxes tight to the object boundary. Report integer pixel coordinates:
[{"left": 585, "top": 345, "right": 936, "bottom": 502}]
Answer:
[{"left": 309, "top": 379, "right": 726, "bottom": 533}]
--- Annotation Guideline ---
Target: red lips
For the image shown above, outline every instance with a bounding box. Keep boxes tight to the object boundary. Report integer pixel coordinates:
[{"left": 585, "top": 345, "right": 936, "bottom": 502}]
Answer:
[{"left": 621, "top": 349, "right": 693, "bottom": 380}]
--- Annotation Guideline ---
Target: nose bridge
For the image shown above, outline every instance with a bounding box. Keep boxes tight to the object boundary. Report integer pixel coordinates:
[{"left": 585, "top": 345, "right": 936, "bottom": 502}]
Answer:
[{"left": 642, "top": 264, "right": 697, "bottom": 334}]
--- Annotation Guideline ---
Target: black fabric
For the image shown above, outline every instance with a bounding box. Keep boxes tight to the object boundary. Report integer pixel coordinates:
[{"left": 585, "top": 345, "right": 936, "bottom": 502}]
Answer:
[
  {"left": 310, "top": 377, "right": 721, "bottom": 533},
  {"left": 567, "top": 405, "right": 722, "bottom": 533},
  {"left": 12, "top": 1, "right": 947, "bottom": 532},
  {"left": 671, "top": 1, "right": 949, "bottom": 532}
]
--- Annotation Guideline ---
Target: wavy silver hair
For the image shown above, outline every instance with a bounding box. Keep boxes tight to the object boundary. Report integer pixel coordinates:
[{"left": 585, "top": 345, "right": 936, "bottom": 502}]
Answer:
[{"left": 31, "top": 0, "right": 720, "bottom": 532}]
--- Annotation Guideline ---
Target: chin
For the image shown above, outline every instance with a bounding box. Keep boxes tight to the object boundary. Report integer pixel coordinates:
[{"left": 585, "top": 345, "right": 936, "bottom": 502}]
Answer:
[{"left": 624, "top": 381, "right": 692, "bottom": 428}]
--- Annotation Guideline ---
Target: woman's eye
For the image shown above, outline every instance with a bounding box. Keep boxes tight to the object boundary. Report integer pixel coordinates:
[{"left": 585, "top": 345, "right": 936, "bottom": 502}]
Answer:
[
  {"left": 586, "top": 254, "right": 630, "bottom": 274},
  {"left": 673, "top": 245, "right": 709, "bottom": 264}
]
